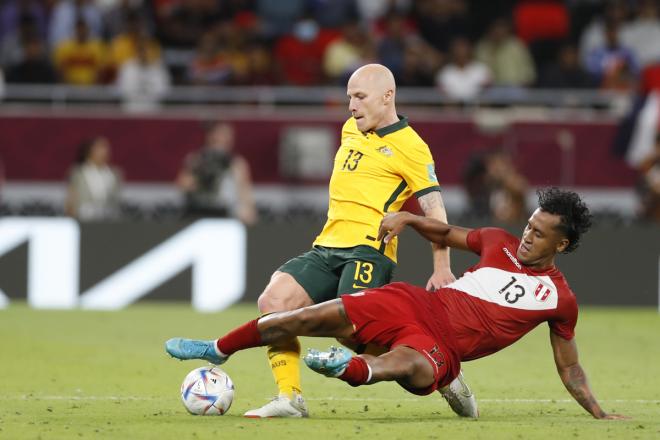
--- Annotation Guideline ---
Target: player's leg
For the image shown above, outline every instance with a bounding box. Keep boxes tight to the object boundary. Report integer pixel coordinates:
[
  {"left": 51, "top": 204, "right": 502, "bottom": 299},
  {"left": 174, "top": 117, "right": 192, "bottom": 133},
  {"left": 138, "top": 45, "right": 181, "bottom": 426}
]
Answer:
[
  {"left": 247, "top": 247, "right": 339, "bottom": 417},
  {"left": 363, "top": 346, "right": 437, "bottom": 389},
  {"left": 256, "top": 271, "right": 313, "bottom": 404},
  {"left": 166, "top": 299, "right": 353, "bottom": 361},
  {"left": 304, "top": 345, "right": 436, "bottom": 390}
]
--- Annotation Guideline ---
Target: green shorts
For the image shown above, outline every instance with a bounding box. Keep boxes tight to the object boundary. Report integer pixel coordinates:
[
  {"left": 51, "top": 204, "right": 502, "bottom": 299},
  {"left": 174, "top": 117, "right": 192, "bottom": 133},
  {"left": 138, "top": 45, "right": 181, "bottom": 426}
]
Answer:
[{"left": 278, "top": 245, "right": 396, "bottom": 304}]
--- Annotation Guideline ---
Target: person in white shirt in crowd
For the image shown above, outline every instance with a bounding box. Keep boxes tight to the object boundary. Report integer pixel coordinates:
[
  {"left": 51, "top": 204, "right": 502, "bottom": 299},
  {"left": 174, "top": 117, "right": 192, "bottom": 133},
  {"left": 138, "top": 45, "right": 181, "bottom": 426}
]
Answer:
[
  {"left": 436, "top": 37, "right": 491, "bottom": 102},
  {"left": 620, "top": 0, "right": 660, "bottom": 67},
  {"left": 117, "top": 36, "right": 170, "bottom": 112},
  {"left": 65, "top": 136, "right": 123, "bottom": 221}
]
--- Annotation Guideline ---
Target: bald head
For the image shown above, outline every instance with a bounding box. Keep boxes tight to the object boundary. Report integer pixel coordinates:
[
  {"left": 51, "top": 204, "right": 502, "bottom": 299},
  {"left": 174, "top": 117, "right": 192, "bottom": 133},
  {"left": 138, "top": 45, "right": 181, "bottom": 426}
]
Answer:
[
  {"left": 347, "top": 64, "right": 399, "bottom": 133},
  {"left": 349, "top": 64, "right": 396, "bottom": 95}
]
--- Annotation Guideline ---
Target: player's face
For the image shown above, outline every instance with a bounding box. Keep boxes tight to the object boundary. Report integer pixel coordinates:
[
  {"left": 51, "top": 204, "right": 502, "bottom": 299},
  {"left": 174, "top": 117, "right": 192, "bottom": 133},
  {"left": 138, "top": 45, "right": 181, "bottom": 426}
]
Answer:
[
  {"left": 517, "top": 209, "right": 569, "bottom": 267},
  {"left": 347, "top": 82, "right": 387, "bottom": 133}
]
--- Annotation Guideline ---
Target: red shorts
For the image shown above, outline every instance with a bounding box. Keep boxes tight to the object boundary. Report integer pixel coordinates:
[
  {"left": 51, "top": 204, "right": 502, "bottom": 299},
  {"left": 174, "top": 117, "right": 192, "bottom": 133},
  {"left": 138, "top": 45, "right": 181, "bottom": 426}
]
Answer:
[{"left": 340, "top": 282, "right": 460, "bottom": 395}]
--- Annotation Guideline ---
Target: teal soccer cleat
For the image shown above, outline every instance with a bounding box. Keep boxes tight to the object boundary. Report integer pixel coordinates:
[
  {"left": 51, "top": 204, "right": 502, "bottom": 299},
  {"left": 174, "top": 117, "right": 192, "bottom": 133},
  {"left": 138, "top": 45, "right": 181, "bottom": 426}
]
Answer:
[
  {"left": 303, "top": 346, "right": 352, "bottom": 377},
  {"left": 165, "top": 338, "right": 227, "bottom": 365}
]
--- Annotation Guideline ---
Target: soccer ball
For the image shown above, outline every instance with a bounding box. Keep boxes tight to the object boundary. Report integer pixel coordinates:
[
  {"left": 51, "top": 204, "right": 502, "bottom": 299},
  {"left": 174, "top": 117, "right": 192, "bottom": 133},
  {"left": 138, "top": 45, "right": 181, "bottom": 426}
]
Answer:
[{"left": 180, "top": 366, "right": 234, "bottom": 415}]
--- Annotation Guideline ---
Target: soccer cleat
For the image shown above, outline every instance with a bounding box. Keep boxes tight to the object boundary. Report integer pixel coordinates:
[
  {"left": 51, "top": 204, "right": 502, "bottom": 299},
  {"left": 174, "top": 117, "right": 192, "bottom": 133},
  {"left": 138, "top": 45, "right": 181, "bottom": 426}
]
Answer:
[
  {"left": 303, "top": 346, "right": 353, "bottom": 377},
  {"left": 439, "top": 370, "right": 479, "bottom": 418},
  {"left": 244, "top": 393, "right": 309, "bottom": 418},
  {"left": 165, "top": 338, "right": 227, "bottom": 365}
]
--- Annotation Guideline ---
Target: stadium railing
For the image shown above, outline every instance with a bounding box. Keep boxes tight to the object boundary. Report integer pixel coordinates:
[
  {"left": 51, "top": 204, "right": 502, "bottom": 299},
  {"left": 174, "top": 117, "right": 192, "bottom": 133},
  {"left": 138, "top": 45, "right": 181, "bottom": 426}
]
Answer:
[{"left": 0, "top": 84, "right": 630, "bottom": 113}]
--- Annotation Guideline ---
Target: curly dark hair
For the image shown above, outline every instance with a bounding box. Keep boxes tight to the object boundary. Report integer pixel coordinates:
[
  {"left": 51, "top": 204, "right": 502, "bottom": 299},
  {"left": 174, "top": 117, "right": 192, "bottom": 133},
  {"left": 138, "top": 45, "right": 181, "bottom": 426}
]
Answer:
[{"left": 537, "top": 187, "right": 592, "bottom": 253}]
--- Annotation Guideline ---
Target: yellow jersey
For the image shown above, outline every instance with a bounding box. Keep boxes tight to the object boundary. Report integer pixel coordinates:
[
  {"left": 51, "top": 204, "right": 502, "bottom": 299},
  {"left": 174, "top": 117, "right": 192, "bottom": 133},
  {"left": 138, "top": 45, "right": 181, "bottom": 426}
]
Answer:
[{"left": 313, "top": 115, "right": 440, "bottom": 262}]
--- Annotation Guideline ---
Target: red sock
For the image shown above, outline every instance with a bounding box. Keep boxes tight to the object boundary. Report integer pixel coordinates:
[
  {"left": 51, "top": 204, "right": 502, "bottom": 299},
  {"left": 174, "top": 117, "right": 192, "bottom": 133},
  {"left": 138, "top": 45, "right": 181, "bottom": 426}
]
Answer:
[
  {"left": 216, "top": 319, "right": 262, "bottom": 355},
  {"left": 338, "top": 356, "right": 371, "bottom": 387}
]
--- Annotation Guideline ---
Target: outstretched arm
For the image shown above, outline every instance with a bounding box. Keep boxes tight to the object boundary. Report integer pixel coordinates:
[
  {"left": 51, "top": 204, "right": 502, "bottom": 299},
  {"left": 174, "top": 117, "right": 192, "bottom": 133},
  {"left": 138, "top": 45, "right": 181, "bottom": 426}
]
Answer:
[
  {"left": 417, "top": 191, "right": 455, "bottom": 289},
  {"left": 550, "top": 331, "right": 628, "bottom": 420},
  {"left": 378, "top": 211, "right": 472, "bottom": 251}
]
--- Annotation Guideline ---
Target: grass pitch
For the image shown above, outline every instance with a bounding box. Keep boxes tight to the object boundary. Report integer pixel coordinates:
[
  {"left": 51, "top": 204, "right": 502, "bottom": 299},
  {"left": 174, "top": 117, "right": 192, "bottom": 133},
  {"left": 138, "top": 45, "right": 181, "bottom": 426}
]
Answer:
[{"left": 1, "top": 303, "right": 659, "bottom": 440}]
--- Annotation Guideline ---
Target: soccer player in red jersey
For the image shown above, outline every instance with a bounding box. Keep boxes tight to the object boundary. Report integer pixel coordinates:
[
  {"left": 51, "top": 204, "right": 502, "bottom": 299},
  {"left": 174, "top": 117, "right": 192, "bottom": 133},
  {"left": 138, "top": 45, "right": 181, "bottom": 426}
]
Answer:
[{"left": 167, "top": 188, "right": 627, "bottom": 419}]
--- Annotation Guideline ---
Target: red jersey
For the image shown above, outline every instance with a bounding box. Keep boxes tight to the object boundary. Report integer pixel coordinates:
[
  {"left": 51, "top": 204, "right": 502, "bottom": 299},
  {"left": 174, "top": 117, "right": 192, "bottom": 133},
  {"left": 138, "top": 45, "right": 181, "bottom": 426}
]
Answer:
[{"left": 438, "top": 228, "right": 578, "bottom": 361}]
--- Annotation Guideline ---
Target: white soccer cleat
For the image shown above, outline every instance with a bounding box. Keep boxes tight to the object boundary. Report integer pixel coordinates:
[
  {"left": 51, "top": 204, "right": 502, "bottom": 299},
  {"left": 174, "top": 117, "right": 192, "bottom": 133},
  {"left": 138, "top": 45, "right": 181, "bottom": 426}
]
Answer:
[
  {"left": 439, "top": 370, "right": 479, "bottom": 418},
  {"left": 243, "top": 393, "right": 309, "bottom": 418}
]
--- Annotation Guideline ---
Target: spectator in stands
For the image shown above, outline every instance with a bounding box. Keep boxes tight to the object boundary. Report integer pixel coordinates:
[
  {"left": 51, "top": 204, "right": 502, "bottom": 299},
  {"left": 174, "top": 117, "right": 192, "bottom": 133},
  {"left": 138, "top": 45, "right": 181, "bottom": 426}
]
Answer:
[
  {"left": 109, "top": 10, "right": 161, "bottom": 73},
  {"left": 637, "top": 134, "right": 660, "bottom": 222},
  {"left": 255, "top": 0, "right": 306, "bottom": 38},
  {"left": 49, "top": 0, "right": 104, "bottom": 48},
  {"left": 53, "top": 18, "right": 108, "bottom": 85},
  {"left": 274, "top": 16, "right": 336, "bottom": 85},
  {"left": 308, "top": 0, "right": 359, "bottom": 29},
  {"left": 215, "top": 20, "right": 251, "bottom": 85},
  {"left": 186, "top": 21, "right": 251, "bottom": 86},
  {"left": 413, "top": 0, "right": 470, "bottom": 53},
  {"left": 240, "top": 39, "right": 279, "bottom": 85},
  {"left": 102, "top": 0, "right": 154, "bottom": 40},
  {"left": 376, "top": 11, "right": 415, "bottom": 81},
  {"left": 462, "top": 149, "right": 528, "bottom": 223},
  {"left": 579, "top": 0, "right": 628, "bottom": 68},
  {"left": 585, "top": 20, "right": 638, "bottom": 91},
  {"left": 436, "top": 37, "right": 491, "bottom": 101},
  {"left": 621, "top": 0, "right": 660, "bottom": 67},
  {"left": 513, "top": 0, "right": 569, "bottom": 73},
  {"left": 176, "top": 122, "right": 257, "bottom": 224},
  {"left": 187, "top": 29, "right": 233, "bottom": 85},
  {"left": 355, "top": 0, "right": 411, "bottom": 25},
  {"left": 156, "top": 0, "right": 224, "bottom": 48},
  {"left": 399, "top": 36, "right": 443, "bottom": 86},
  {"left": 475, "top": 18, "right": 536, "bottom": 88},
  {"left": 65, "top": 136, "right": 122, "bottom": 221},
  {"left": 462, "top": 153, "right": 491, "bottom": 219},
  {"left": 0, "top": 0, "right": 47, "bottom": 42},
  {"left": 116, "top": 36, "right": 171, "bottom": 112},
  {"left": 538, "top": 42, "right": 594, "bottom": 89},
  {"left": 0, "top": 13, "right": 38, "bottom": 69},
  {"left": 486, "top": 149, "right": 528, "bottom": 224},
  {"left": 6, "top": 35, "right": 58, "bottom": 84},
  {"left": 323, "top": 19, "right": 374, "bottom": 84}
]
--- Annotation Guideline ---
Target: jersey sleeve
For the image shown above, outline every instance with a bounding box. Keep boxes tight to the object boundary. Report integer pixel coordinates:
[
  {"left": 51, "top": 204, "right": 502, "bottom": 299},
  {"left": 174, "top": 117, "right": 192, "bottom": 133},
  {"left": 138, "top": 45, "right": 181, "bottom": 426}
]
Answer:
[
  {"left": 394, "top": 142, "right": 440, "bottom": 196},
  {"left": 466, "top": 227, "right": 516, "bottom": 255},
  {"left": 548, "top": 294, "right": 578, "bottom": 340}
]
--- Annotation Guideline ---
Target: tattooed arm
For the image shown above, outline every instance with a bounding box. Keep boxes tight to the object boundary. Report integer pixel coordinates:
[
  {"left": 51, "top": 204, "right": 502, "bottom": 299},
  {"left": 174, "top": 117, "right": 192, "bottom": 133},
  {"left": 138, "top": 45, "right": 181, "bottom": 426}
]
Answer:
[
  {"left": 550, "top": 330, "right": 628, "bottom": 419},
  {"left": 416, "top": 191, "right": 455, "bottom": 290}
]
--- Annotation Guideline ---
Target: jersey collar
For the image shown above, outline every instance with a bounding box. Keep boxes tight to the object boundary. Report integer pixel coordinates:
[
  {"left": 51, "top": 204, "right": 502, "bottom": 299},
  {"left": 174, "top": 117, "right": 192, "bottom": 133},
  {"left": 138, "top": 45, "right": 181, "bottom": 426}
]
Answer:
[{"left": 374, "top": 115, "right": 408, "bottom": 137}]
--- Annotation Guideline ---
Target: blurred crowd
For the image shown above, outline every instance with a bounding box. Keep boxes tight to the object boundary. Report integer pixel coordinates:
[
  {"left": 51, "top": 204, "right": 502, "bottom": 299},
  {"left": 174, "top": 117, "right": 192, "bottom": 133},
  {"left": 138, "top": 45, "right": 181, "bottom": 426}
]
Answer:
[
  {"left": 3, "top": 0, "right": 660, "bottom": 224},
  {"left": 3, "top": 0, "right": 660, "bottom": 99}
]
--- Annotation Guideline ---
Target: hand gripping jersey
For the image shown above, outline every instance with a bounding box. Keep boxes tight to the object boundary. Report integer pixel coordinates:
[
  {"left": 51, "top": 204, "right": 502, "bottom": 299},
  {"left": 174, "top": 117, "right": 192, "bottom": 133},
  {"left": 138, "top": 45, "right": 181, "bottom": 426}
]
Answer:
[
  {"left": 313, "top": 116, "right": 440, "bottom": 262},
  {"left": 439, "top": 228, "right": 578, "bottom": 361}
]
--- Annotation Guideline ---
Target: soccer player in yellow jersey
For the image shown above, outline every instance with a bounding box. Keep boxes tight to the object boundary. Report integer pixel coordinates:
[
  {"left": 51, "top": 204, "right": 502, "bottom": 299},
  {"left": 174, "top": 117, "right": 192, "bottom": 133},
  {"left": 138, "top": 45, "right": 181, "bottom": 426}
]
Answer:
[{"left": 244, "top": 64, "right": 476, "bottom": 418}]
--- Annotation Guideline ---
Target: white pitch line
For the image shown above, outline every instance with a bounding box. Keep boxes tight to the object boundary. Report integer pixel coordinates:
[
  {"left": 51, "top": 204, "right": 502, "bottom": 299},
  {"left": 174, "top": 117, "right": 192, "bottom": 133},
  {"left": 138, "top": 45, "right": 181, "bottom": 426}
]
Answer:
[
  {"left": 4, "top": 396, "right": 660, "bottom": 404},
  {"left": 310, "top": 397, "right": 660, "bottom": 404}
]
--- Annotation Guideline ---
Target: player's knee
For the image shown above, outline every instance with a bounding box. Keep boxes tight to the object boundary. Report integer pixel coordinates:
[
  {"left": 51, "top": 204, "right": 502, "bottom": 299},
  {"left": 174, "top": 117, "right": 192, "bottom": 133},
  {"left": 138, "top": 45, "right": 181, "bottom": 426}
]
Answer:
[
  {"left": 257, "top": 273, "right": 312, "bottom": 313},
  {"left": 256, "top": 291, "right": 279, "bottom": 313}
]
